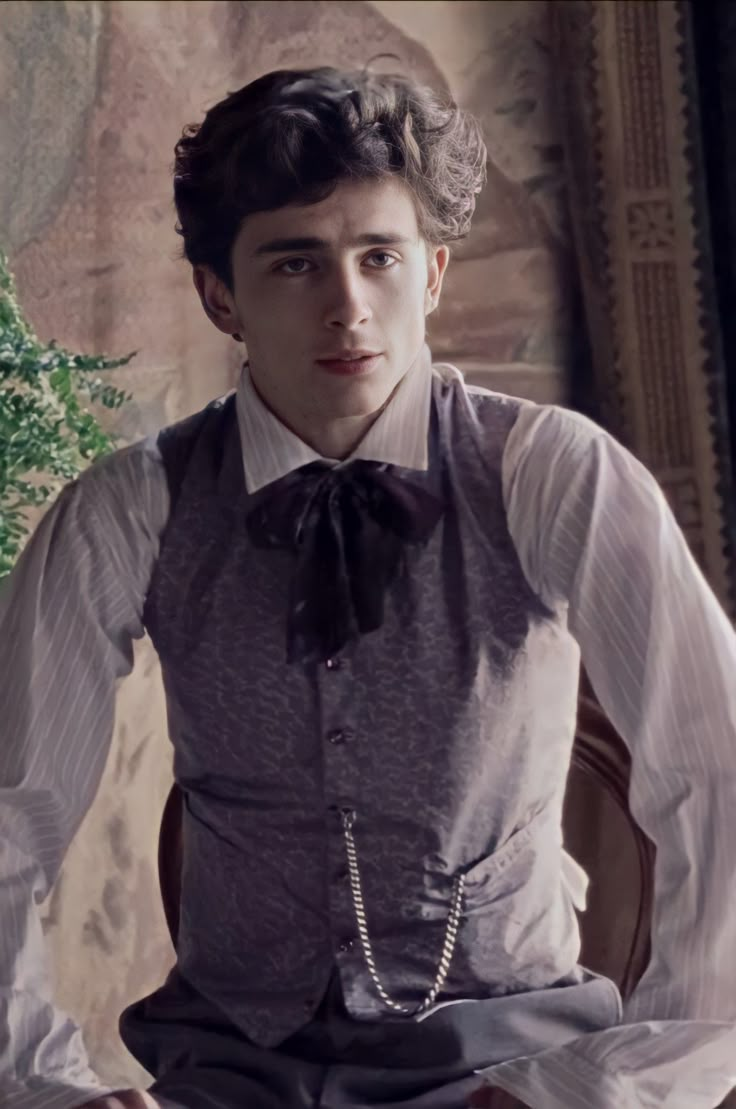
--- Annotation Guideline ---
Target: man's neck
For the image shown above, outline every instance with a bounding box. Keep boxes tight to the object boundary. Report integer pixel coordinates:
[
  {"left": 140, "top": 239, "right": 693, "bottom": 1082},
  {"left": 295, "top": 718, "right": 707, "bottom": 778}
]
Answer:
[{"left": 286, "top": 412, "right": 382, "bottom": 461}]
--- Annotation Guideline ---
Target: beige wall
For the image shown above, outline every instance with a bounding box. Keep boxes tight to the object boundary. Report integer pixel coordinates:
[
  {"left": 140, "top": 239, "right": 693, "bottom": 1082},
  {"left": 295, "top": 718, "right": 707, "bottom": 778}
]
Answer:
[{"left": 2, "top": 0, "right": 575, "bottom": 1086}]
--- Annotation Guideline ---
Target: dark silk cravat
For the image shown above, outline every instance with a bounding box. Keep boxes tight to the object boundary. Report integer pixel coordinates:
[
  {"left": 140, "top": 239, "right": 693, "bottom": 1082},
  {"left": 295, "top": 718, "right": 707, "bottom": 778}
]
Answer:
[{"left": 246, "top": 460, "right": 445, "bottom": 664}]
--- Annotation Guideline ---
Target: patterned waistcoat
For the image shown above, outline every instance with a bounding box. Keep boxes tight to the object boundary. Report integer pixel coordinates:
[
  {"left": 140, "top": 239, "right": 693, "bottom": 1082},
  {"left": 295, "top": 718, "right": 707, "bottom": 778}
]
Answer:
[{"left": 143, "top": 371, "right": 585, "bottom": 1048}]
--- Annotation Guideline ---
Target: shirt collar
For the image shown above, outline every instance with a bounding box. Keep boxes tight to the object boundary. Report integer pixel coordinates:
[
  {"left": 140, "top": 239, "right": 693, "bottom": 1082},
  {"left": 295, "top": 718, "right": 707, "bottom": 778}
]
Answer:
[{"left": 235, "top": 343, "right": 434, "bottom": 493}]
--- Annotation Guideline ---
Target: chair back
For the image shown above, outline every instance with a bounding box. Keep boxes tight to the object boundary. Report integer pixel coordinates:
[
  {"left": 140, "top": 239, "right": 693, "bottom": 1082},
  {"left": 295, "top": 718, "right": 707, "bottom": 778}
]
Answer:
[{"left": 158, "top": 782, "right": 183, "bottom": 946}]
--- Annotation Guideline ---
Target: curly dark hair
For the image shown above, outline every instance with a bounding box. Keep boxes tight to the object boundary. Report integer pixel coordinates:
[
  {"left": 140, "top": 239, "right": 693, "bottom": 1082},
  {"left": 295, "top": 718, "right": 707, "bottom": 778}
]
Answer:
[{"left": 173, "top": 64, "right": 487, "bottom": 291}]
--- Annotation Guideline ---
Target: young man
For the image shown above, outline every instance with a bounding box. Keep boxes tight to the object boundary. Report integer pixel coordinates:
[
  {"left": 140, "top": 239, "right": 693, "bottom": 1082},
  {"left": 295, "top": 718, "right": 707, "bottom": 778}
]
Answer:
[{"left": 1, "top": 66, "right": 735, "bottom": 1109}]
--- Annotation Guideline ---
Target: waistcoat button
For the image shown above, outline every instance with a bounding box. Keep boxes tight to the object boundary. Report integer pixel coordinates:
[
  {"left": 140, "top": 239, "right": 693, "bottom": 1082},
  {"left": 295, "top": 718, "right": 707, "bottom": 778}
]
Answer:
[
  {"left": 327, "top": 728, "right": 354, "bottom": 744},
  {"left": 338, "top": 937, "right": 355, "bottom": 953},
  {"left": 325, "top": 657, "right": 342, "bottom": 670},
  {"left": 327, "top": 804, "right": 356, "bottom": 820}
]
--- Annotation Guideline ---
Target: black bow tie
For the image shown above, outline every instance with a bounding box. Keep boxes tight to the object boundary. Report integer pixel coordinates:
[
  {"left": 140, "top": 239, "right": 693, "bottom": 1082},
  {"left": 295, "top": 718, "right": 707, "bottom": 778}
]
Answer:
[{"left": 245, "top": 460, "right": 445, "bottom": 664}]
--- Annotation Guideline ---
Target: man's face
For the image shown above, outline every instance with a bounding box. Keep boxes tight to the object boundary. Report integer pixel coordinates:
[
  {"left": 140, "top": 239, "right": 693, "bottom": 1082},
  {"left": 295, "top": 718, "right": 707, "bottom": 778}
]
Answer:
[{"left": 195, "top": 177, "right": 449, "bottom": 433}]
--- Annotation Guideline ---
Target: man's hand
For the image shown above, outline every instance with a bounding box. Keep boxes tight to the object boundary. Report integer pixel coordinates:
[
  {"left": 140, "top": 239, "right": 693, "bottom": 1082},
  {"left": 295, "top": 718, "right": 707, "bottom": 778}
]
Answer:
[{"left": 80, "top": 1091, "right": 160, "bottom": 1109}]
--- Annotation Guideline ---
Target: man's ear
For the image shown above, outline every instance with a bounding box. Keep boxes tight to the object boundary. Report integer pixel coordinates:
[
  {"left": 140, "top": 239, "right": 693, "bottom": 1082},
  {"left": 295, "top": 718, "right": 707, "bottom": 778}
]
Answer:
[
  {"left": 425, "top": 244, "right": 450, "bottom": 316},
  {"left": 192, "top": 265, "right": 242, "bottom": 338}
]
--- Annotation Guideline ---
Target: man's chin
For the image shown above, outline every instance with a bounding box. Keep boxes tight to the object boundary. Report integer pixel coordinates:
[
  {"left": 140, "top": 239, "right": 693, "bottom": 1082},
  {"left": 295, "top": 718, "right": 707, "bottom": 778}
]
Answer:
[{"left": 315, "top": 369, "right": 400, "bottom": 418}]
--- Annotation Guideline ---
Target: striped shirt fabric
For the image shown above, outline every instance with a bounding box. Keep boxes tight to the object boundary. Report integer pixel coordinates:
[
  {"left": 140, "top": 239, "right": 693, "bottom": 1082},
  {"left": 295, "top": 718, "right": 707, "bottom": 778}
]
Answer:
[{"left": 1, "top": 353, "right": 735, "bottom": 1109}]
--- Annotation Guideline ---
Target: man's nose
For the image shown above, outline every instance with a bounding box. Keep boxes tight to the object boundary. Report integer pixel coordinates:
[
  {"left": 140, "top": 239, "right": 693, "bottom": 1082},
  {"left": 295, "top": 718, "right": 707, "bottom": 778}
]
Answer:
[{"left": 323, "top": 272, "right": 372, "bottom": 329}]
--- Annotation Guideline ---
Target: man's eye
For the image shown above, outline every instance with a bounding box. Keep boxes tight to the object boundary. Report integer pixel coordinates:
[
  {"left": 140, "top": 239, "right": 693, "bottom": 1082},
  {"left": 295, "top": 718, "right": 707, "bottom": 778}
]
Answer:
[
  {"left": 368, "top": 252, "right": 397, "bottom": 268},
  {"left": 278, "top": 258, "right": 311, "bottom": 274}
]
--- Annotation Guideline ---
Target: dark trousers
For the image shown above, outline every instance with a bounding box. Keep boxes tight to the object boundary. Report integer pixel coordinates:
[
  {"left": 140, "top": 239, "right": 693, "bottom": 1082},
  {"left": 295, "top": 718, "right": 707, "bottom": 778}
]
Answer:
[{"left": 120, "top": 963, "right": 621, "bottom": 1109}]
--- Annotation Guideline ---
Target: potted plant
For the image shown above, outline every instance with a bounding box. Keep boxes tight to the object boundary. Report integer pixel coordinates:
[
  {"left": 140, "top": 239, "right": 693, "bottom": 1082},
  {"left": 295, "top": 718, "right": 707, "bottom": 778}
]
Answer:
[{"left": 0, "top": 248, "right": 134, "bottom": 579}]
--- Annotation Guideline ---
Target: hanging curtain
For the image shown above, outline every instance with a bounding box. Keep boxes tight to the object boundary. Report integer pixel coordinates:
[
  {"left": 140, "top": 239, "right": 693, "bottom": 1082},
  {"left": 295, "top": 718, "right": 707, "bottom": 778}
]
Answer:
[
  {"left": 552, "top": 0, "right": 736, "bottom": 620},
  {"left": 690, "top": 0, "right": 736, "bottom": 532}
]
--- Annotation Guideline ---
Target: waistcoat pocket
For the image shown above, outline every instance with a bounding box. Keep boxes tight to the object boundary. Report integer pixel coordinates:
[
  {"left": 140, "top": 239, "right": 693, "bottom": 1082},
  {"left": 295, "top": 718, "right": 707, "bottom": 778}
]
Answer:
[
  {"left": 460, "top": 805, "right": 556, "bottom": 906},
  {"left": 456, "top": 807, "right": 582, "bottom": 993}
]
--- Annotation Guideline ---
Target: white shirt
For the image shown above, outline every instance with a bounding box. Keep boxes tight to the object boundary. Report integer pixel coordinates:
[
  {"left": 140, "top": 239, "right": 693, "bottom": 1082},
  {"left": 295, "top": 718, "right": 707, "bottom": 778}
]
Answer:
[{"left": 1, "top": 351, "right": 735, "bottom": 1109}]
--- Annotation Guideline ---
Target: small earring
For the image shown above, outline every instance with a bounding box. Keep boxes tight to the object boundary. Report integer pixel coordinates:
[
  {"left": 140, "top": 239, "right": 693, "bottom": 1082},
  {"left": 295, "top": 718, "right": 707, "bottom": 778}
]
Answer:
[{"left": 232, "top": 332, "right": 243, "bottom": 342}]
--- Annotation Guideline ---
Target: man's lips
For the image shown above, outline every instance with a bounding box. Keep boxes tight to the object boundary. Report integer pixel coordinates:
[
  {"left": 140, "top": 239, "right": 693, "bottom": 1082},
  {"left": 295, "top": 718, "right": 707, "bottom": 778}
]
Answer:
[{"left": 315, "top": 353, "right": 383, "bottom": 376}]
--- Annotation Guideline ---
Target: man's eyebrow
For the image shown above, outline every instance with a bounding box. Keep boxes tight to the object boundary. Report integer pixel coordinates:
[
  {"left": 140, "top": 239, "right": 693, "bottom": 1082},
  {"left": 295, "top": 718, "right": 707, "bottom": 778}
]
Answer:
[{"left": 252, "top": 232, "right": 412, "bottom": 256}]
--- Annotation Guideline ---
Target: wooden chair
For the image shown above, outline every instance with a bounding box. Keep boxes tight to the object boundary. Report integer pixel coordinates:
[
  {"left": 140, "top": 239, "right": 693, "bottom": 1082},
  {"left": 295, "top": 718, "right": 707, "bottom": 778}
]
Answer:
[
  {"left": 158, "top": 782, "right": 183, "bottom": 948},
  {"left": 158, "top": 680, "right": 657, "bottom": 1108}
]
